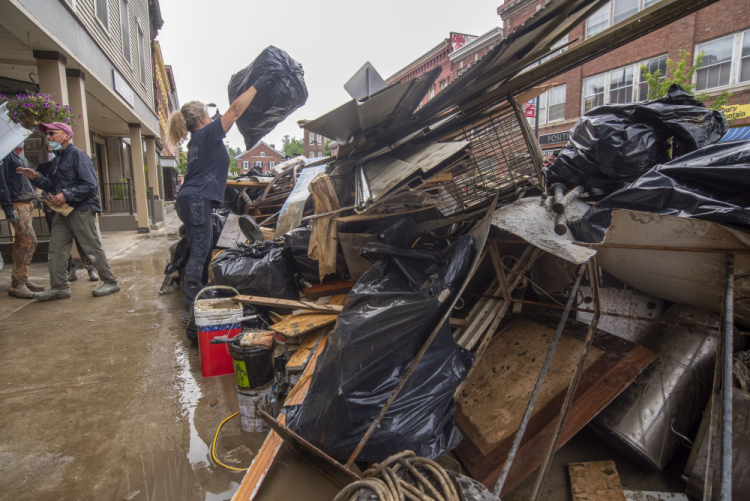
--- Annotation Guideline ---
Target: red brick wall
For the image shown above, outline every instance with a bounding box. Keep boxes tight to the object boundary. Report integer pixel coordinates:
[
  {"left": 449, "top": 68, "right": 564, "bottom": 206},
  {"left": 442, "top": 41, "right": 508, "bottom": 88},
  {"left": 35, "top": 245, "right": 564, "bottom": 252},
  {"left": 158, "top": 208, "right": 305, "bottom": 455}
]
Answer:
[
  {"left": 303, "top": 128, "right": 328, "bottom": 158},
  {"left": 239, "top": 144, "right": 283, "bottom": 174}
]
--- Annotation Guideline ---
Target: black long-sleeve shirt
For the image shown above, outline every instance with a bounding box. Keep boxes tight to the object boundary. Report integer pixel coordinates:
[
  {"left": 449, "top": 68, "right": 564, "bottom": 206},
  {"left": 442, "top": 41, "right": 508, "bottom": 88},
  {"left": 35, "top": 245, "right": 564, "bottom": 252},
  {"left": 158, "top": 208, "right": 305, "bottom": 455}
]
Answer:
[
  {"left": 0, "top": 151, "right": 35, "bottom": 215},
  {"left": 33, "top": 143, "right": 102, "bottom": 213}
]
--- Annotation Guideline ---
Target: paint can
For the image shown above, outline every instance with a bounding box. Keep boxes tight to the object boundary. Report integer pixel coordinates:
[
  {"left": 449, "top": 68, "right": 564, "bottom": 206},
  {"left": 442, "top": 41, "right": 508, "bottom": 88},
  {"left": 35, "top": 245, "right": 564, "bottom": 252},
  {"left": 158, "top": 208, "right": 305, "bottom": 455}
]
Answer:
[
  {"left": 237, "top": 379, "right": 276, "bottom": 433},
  {"left": 194, "top": 286, "right": 243, "bottom": 378},
  {"left": 227, "top": 330, "right": 277, "bottom": 433}
]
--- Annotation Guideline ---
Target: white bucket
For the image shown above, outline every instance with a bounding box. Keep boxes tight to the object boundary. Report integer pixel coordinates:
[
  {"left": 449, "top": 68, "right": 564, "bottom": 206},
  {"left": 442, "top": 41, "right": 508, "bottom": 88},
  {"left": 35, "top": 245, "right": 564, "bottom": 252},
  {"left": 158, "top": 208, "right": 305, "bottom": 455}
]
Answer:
[
  {"left": 0, "top": 103, "right": 32, "bottom": 161},
  {"left": 237, "top": 379, "right": 275, "bottom": 433}
]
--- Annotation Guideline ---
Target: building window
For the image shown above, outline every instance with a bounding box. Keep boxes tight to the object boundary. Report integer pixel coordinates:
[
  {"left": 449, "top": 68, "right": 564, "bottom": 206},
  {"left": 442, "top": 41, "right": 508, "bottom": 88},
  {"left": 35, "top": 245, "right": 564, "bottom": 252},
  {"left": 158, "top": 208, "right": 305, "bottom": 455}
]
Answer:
[
  {"left": 613, "top": 0, "right": 639, "bottom": 25},
  {"left": 255, "top": 161, "right": 261, "bottom": 167},
  {"left": 137, "top": 24, "right": 146, "bottom": 84},
  {"left": 459, "top": 61, "right": 463, "bottom": 69},
  {"left": 260, "top": 151, "right": 265, "bottom": 157},
  {"left": 638, "top": 55, "right": 667, "bottom": 100},
  {"left": 583, "top": 74, "right": 606, "bottom": 112},
  {"left": 548, "top": 85, "right": 566, "bottom": 122},
  {"left": 429, "top": 87, "right": 435, "bottom": 100},
  {"left": 319, "top": 152, "right": 323, "bottom": 157},
  {"left": 541, "top": 35, "right": 569, "bottom": 64},
  {"left": 537, "top": 93, "right": 547, "bottom": 127},
  {"left": 120, "top": 0, "right": 130, "bottom": 63},
  {"left": 586, "top": 4, "right": 610, "bottom": 38},
  {"left": 742, "top": 30, "right": 750, "bottom": 84},
  {"left": 696, "top": 35, "right": 734, "bottom": 91},
  {"left": 317, "top": 134, "right": 321, "bottom": 143},
  {"left": 440, "top": 80, "right": 447, "bottom": 90},
  {"left": 609, "top": 66, "right": 634, "bottom": 104},
  {"left": 270, "top": 162, "right": 275, "bottom": 168},
  {"left": 242, "top": 161, "right": 249, "bottom": 170},
  {"left": 95, "top": 0, "right": 109, "bottom": 30},
  {"left": 309, "top": 132, "right": 314, "bottom": 145},
  {"left": 586, "top": 0, "right": 663, "bottom": 39}
]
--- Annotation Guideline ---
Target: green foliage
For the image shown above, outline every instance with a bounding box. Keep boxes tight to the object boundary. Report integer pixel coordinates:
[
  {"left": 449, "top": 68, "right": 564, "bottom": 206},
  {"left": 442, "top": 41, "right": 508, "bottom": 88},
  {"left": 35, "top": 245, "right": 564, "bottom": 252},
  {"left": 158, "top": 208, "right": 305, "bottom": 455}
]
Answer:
[
  {"left": 640, "top": 49, "right": 732, "bottom": 111},
  {"left": 228, "top": 146, "right": 240, "bottom": 178},
  {"left": 0, "top": 92, "right": 76, "bottom": 129},
  {"left": 323, "top": 139, "right": 332, "bottom": 157},
  {"left": 281, "top": 135, "right": 304, "bottom": 157},
  {"left": 112, "top": 178, "right": 130, "bottom": 201},
  {"left": 174, "top": 147, "right": 188, "bottom": 176}
]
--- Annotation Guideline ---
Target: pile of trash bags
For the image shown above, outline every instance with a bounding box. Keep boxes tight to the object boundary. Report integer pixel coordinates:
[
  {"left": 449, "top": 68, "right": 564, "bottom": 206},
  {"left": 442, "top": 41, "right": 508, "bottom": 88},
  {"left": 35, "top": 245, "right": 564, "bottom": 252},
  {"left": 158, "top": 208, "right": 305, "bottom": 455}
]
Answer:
[
  {"left": 548, "top": 85, "right": 728, "bottom": 192},
  {"left": 228, "top": 46, "right": 308, "bottom": 150}
]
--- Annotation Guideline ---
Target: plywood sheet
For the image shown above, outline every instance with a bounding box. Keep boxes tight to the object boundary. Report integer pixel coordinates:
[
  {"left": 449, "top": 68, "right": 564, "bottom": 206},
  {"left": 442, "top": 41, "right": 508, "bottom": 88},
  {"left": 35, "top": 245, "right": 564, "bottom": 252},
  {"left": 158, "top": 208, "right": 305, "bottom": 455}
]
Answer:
[
  {"left": 456, "top": 316, "right": 603, "bottom": 455},
  {"left": 271, "top": 314, "right": 338, "bottom": 339},
  {"left": 569, "top": 461, "right": 626, "bottom": 501}
]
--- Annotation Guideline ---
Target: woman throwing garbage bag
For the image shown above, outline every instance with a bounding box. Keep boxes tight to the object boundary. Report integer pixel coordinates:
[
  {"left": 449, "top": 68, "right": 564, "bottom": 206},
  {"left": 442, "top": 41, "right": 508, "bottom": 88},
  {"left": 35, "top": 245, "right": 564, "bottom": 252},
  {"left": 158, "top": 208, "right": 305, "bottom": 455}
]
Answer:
[{"left": 167, "top": 77, "right": 271, "bottom": 324}]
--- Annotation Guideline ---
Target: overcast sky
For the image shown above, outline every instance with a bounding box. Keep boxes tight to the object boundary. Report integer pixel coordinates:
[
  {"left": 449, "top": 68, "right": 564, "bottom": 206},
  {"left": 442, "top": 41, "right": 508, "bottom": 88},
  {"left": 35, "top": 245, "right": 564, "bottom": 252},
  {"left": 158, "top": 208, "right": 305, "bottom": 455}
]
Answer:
[{"left": 157, "top": 0, "right": 504, "bottom": 153}]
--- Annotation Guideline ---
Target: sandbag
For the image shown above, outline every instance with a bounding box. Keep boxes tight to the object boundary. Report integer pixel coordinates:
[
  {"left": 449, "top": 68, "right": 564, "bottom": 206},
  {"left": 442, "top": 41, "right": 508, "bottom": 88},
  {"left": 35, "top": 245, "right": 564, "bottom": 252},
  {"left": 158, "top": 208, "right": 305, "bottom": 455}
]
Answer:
[
  {"left": 208, "top": 241, "right": 300, "bottom": 300},
  {"left": 228, "top": 46, "right": 308, "bottom": 150},
  {"left": 570, "top": 140, "right": 750, "bottom": 242},
  {"left": 286, "top": 236, "right": 475, "bottom": 462},
  {"left": 548, "top": 84, "right": 727, "bottom": 191}
]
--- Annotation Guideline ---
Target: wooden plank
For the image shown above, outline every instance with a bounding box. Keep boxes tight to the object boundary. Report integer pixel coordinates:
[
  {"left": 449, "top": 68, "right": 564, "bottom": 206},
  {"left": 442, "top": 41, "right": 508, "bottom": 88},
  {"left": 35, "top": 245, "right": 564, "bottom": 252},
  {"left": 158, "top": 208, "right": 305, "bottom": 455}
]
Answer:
[
  {"left": 302, "top": 280, "right": 354, "bottom": 299},
  {"left": 569, "top": 461, "right": 627, "bottom": 501},
  {"left": 454, "top": 314, "right": 656, "bottom": 497},
  {"left": 286, "top": 332, "right": 323, "bottom": 371},
  {"left": 233, "top": 295, "right": 343, "bottom": 313},
  {"left": 449, "top": 317, "right": 466, "bottom": 327},
  {"left": 271, "top": 314, "right": 338, "bottom": 339},
  {"left": 226, "top": 180, "right": 271, "bottom": 188}
]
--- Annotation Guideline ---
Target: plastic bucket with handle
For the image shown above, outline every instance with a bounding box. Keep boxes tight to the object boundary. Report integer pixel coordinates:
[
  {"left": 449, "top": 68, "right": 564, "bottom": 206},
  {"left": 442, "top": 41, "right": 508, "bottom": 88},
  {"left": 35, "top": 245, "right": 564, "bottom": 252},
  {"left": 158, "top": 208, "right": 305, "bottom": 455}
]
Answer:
[{"left": 194, "top": 286, "right": 243, "bottom": 378}]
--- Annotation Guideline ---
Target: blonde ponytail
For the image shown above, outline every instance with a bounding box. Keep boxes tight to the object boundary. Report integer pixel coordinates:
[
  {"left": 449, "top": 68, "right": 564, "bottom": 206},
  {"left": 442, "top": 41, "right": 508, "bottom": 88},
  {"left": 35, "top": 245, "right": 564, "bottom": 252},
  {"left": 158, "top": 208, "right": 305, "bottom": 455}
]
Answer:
[{"left": 167, "top": 101, "right": 208, "bottom": 147}]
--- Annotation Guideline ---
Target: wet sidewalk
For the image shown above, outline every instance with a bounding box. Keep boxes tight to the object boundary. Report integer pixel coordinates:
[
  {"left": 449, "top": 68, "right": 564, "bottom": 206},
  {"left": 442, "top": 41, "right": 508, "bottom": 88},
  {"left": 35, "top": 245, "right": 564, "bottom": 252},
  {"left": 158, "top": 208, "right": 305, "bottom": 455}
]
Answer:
[{"left": 0, "top": 212, "right": 336, "bottom": 501}]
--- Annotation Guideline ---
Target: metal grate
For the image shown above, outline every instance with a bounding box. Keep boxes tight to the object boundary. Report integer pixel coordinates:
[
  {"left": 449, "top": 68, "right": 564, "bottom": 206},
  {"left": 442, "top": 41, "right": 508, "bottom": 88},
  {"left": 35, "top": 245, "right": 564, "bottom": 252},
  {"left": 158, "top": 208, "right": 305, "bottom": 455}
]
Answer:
[{"left": 437, "top": 108, "right": 539, "bottom": 216}]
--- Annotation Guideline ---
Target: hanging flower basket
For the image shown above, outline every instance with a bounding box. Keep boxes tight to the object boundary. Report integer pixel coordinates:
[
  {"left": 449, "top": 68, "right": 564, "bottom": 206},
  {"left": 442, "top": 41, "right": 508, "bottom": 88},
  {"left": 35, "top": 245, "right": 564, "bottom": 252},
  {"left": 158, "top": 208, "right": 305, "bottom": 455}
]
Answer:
[{"left": 0, "top": 93, "right": 77, "bottom": 129}]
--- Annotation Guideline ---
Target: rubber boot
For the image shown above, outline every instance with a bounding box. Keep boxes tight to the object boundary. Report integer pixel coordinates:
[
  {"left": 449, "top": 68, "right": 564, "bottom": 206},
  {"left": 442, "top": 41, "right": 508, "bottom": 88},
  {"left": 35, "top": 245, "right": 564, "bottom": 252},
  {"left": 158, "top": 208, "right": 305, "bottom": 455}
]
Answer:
[
  {"left": 34, "top": 286, "right": 71, "bottom": 301},
  {"left": 67, "top": 265, "right": 78, "bottom": 282},
  {"left": 87, "top": 268, "right": 99, "bottom": 282},
  {"left": 182, "top": 296, "right": 193, "bottom": 324},
  {"left": 25, "top": 280, "right": 45, "bottom": 292},
  {"left": 9, "top": 282, "right": 35, "bottom": 299},
  {"left": 92, "top": 281, "right": 120, "bottom": 297}
]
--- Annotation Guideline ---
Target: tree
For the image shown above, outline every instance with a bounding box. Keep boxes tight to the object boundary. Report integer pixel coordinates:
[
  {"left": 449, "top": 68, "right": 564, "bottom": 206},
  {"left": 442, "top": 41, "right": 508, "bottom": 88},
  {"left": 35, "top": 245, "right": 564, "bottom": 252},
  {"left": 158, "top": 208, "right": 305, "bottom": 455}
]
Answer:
[
  {"left": 640, "top": 49, "right": 731, "bottom": 111},
  {"left": 228, "top": 146, "right": 240, "bottom": 178},
  {"left": 281, "top": 135, "right": 305, "bottom": 157},
  {"left": 174, "top": 147, "right": 188, "bottom": 176},
  {"left": 323, "top": 139, "right": 332, "bottom": 157}
]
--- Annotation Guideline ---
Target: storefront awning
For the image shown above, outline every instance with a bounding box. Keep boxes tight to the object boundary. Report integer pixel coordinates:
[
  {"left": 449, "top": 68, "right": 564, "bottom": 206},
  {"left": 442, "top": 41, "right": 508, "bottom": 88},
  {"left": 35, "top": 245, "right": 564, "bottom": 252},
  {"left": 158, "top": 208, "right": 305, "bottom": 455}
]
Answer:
[{"left": 720, "top": 126, "right": 750, "bottom": 142}]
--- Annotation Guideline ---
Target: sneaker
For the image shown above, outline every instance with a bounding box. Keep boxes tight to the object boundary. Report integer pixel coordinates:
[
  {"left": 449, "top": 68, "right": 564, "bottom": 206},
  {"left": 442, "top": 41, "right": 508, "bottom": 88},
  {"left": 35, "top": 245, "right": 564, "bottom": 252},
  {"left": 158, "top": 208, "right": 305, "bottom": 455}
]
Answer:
[
  {"left": 92, "top": 281, "right": 120, "bottom": 297},
  {"left": 88, "top": 269, "right": 99, "bottom": 282},
  {"left": 9, "top": 283, "right": 35, "bottom": 299},
  {"left": 25, "top": 280, "right": 45, "bottom": 292},
  {"left": 34, "top": 286, "right": 71, "bottom": 301},
  {"left": 67, "top": 267, "right": 78, "bottom": 282}
]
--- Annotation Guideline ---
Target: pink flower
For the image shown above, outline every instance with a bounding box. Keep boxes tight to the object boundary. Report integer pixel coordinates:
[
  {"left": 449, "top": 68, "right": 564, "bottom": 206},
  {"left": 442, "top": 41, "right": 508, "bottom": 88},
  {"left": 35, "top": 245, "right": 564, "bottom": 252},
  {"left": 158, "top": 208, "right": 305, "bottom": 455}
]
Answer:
[{"left": 43, "top": 103, "right": 50, "bottom": 108}]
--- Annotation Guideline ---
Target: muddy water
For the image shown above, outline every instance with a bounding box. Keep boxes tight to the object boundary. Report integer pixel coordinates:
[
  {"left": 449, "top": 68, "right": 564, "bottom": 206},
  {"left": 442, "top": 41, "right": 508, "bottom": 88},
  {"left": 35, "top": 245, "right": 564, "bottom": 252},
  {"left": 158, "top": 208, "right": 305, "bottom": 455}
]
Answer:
[{"left": 0, "top": 219, "right": 337, "bottom": 501}]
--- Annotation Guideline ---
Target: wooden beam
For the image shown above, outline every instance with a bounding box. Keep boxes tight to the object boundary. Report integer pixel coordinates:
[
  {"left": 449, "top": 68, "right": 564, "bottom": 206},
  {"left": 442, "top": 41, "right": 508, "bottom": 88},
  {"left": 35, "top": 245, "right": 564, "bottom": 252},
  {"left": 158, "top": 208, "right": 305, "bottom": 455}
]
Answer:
[
  {"left": 568, "top": 461, "right": 626, "bottom": 501},
  {"left": 302, "top": 280, "right": 354, "bottom": 299},
  {"left": 225, "top": 180, "right": 271, "bottom": 188},
  {"left": 233, "top": 296, "right": 343, "bottom": 313},
  {"left": 271, "top": 314, "right": 339, "bottom": 339}
]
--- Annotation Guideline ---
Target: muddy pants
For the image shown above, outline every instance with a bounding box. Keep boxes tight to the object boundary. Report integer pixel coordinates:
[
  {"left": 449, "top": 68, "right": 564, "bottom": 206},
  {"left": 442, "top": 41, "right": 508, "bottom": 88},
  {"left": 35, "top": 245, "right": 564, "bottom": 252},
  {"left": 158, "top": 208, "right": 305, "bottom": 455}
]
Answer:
[
  {"left": 44, "top": 211, "right": 94, "bottom": 271},
  {"left": 10, "top": 201, "right": 37, "bottom": 286},
  {"left": 49, "top": 208, "right": 117, "bottom": 288},
  {"left": 175, "top": 194, "right": 213, "bottom": 308}
]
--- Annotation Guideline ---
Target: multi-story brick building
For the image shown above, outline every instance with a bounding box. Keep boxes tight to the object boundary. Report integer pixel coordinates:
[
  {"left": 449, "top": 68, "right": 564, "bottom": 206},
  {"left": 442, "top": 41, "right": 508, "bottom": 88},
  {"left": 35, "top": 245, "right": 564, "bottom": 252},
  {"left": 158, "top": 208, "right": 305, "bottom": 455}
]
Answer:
[
  {"left": 303, "top": 128, "right": 329, "bottom": 159},
  {"left": 386, "top": 31, "right": 503, "bottom": 107},
  {"left": 235, "top": 141, "right": 284, "bottom": 175},
  {"left": 497, "top": 0, "right": 750, "bottom": 153}
]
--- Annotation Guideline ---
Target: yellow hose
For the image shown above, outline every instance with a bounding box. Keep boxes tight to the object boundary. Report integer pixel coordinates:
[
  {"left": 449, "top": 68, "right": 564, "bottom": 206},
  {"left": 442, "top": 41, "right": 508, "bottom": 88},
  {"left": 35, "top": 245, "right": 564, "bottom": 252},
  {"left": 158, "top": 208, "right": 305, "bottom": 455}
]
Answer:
[{"left": 212, "top": 374, "right": 313, "bottom": 472}]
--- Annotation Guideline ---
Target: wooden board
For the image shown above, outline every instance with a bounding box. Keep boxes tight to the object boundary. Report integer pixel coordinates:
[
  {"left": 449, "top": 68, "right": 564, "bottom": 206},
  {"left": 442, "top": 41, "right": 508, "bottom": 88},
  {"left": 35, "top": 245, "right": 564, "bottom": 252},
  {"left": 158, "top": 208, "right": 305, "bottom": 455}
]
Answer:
[
  {"left": 454, "top": 310, "right": 656, "bottom": 497},
  {"left": 226, "top": 180, "right": 271, "bottom": 188},
  {"left": 302, "top": 280, "right": 354, "bottom": 299},
  {"left": 569, "top": 461, "right": 626, "bottom": 501},
  {"left": 271, "top": 314, "right": 338, "bottom": 339},
  {"left": 286, "top": 332, "right": 324, "bottom": 371},
  {"left": 233, "top": 295, "right": 343, "bottom": 313}
]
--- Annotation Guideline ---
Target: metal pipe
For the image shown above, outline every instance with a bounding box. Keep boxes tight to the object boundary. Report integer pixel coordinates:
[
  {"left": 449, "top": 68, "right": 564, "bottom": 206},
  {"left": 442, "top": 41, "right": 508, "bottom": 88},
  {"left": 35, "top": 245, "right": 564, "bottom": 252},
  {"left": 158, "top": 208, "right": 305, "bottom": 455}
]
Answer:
[
  {"left": 528, "top": 258, "right": 601, "bottom": 501},
  {"left": 721, "top": 254, "right": 734, "bottom": 501},
  {"left": 492, "top": 264, "right": 586, "bottom": 497},
  {"left": 555, "top": 186, "right": 584, "bottom": 214},
  {"left": 554, "top": 211, "right": 568, "bottom": 236},
  {"left": 551, "top": 184, "right": 565, "bottom": 214}
]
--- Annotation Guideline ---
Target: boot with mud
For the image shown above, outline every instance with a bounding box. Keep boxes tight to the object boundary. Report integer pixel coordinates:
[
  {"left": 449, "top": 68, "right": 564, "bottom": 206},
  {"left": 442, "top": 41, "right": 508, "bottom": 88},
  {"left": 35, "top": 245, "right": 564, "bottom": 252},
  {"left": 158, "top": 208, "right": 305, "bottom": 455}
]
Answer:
[
  {"left": 25, "top": 280, "right": 45, "bottom": 292},
  {"left": 9, "top": 281, "right": 35, "bottom": 299},
  {"left": 67, "top": 265, "right": 78, "bottom": 282},
  {"left": 87, "top": 268, "right": 99, "bottom": 282},
  {"left": 34, "top": 286, "right": 71, "bottom": 301},
  {"left": 92, "top": 281, "right": 120, "bottom": 297}
]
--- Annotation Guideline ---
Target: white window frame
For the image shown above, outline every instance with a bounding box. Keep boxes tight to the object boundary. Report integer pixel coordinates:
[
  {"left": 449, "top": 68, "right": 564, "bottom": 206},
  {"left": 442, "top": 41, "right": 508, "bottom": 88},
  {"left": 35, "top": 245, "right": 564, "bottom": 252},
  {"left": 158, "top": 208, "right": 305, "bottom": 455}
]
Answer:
[
  {"left": 585, "top": 0, "right": 661, "bottom": 40},
  {"left": 530, "top": 84, "right": 567, "bottom": 127},
  {"left": 242, "top": 161, "right": 249, "bottom": 170},
  {"left": 582, "top": 56, "right": 671, "bottom": 113},
  {"left": 95, "top": 0, "right": 110, "bottom": 31},
  {"left": 255, "top": 161, "right": 262, "bottom": 168},
  {"left": 693, "top": 31, "right": 750, "bottom": 92},
  {"left": 137, "top": 21, "right": 147, "bottom": 86},
  {"left": 260, "top": 151, "right": 265, "bottom": 157},
  {"left": 309, "top": 132, "right": 314, "bottom": 145},
  {"left": 429, "top": 87, "right": 435, "bottom": 100},
  {"left": 741, "top": 30, "right": 750, "bottom": 85},
  {"left": 269, "top": 161, "right": 275, "bottom": 168},
  {"left": 317, "top": 134, "right": 321, "bottom": 143},
  {"left": 120, "top": 0, "right": 131, "bottom": 64},
  {"left": 637, "top": 54, "right": 668, "bottom": 101}
]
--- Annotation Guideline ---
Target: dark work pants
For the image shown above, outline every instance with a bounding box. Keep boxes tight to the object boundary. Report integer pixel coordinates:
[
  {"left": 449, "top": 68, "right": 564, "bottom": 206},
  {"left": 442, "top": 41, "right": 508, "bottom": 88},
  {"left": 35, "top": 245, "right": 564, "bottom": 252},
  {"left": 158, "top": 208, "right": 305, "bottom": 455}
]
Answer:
[
  {"left": 45, "top": 210, "right": 93, "bottom": 271},
  {"left": 175, "top": 194, "right": 214, "bottom": 310}
]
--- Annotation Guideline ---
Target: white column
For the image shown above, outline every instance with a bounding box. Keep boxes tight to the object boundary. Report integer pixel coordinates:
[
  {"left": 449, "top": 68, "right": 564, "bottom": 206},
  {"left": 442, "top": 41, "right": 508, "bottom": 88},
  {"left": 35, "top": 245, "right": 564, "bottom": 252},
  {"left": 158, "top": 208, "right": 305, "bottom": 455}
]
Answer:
[
  {"left": 144, "top": 136, "right": 160, "bottom": 198},
  {"left": 65, "top": 69, "right": 90, "bottom": 156},
  {"left": 128, "top": 124, "right": 150, "bottom": 232},
  {"left": 33, "top": 51, "right": 69, "bottom": 106}
]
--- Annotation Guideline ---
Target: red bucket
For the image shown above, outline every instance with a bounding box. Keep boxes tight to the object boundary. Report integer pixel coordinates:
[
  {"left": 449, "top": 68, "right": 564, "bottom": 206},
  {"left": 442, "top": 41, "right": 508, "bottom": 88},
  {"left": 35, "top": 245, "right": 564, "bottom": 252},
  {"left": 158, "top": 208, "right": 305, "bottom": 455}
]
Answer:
[{"left": 194, "top": 287, "right": 243, "bottom": 378}]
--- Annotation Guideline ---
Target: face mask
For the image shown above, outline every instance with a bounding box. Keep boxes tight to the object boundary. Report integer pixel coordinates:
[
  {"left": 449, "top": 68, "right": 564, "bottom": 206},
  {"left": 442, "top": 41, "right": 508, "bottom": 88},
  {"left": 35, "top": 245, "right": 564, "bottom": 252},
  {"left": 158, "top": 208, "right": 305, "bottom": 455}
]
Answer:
[{"left": 49, "top": 141, "right": 62, "bottom": 151}]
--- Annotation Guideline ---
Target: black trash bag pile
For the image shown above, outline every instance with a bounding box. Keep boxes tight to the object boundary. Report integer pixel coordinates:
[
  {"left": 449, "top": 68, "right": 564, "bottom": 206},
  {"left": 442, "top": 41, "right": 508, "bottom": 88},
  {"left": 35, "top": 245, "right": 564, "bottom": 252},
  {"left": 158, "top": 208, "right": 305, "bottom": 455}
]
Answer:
[
  {"left": 548, "top": 85, "right": 727, "bottom": 192},
  {"left": 228, "top": 46, "right": 308, "bottom": 150},
  {"left": 286, "top": 236, "right": 476, "bottom": 462},
  {"left": 208, "top": 240, "right": 300, "bottom": 300},
  {"left": 224, "top": 164, "right": 265, "bottom": 215},
  {"left": 212, "top": 207, "right": 231, "bottom": 247},
  {"left": 570, "top": 140, "right": 750, "bottom": 243},
  {"left": 283, "top": 225, "right": 348, "bottom": 287}
]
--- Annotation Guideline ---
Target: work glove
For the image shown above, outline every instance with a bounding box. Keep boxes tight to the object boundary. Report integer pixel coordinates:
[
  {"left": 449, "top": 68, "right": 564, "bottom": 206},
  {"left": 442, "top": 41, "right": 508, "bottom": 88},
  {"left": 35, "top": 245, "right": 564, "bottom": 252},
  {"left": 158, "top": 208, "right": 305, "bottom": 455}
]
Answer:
[{"left": 4, "top": 208, "right": 19, "bottom": 223}]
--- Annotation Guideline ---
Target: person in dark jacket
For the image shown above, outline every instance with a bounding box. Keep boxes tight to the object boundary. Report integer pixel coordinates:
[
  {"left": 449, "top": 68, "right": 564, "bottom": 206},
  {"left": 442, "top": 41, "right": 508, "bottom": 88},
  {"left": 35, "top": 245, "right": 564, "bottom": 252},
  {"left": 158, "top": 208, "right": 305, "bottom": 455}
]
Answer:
[
  {"left": 166, "top": 78, "right": 267, "bottom": 324},
  {"left": 16, "top": 122, "right": 119, "bottom": 301},
  {"left": 0, "top": 143, "right": 46, "bottom": 298}
]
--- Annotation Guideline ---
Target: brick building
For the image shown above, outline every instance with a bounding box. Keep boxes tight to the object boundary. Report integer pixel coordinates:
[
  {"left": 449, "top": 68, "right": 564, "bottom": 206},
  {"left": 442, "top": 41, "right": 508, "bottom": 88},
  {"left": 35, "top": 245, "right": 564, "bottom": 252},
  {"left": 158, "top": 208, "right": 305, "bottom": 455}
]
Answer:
[
  {"left": 386, "top": 31, "right": 503, "bottom": 107},
  {"left": 235, "top": 141, "right": 284, "bottom": 175},
  {"left": 303, "top": 128, "right": 330, "bottom": 159},
  {"left": 497, "top": 0, "right": 750, "bottom": 153}
]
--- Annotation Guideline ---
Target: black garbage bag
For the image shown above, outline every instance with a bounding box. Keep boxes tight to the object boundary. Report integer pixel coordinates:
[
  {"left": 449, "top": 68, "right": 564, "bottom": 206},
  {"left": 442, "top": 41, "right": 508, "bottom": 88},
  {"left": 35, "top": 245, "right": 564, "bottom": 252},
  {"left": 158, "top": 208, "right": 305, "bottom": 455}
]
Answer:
[
  {"left": 570, "top": 140, "right": 750, "bottom": 242},
  {"left": 228, "top": 46, "right": 308, "bottom": 150},
  {"left": 224, "top": 164, "right": 265, "bottom": 214},
  {"left": 208, "top": 241, "right": 300, "bottom": 300},
  {"left": 286, "top": 236, "right": 476, "bottom": 462},
  {"left": 283, "top": 226, "right": 348, "bottom": 286},
  {"left": 212, "top": 207, "right": 231, "bottom": 247},
  {"left": 548, "top": 85, "right": 727, "bottom": 191}
]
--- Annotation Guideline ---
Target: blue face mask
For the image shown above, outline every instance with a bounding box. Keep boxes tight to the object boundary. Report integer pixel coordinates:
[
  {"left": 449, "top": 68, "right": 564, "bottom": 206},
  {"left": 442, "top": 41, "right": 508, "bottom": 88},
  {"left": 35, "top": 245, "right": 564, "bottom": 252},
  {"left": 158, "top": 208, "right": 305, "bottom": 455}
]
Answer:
[{"left": 49, "top": 141, "right": 62, "bottom": 151}]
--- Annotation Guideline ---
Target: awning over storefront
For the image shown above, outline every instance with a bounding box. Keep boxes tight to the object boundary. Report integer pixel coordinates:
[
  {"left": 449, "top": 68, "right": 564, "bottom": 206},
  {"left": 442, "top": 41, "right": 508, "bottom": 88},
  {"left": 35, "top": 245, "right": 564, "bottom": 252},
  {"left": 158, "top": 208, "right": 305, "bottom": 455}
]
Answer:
[{"left": 720, "top": 126, "right": 750, "bottom": 142}]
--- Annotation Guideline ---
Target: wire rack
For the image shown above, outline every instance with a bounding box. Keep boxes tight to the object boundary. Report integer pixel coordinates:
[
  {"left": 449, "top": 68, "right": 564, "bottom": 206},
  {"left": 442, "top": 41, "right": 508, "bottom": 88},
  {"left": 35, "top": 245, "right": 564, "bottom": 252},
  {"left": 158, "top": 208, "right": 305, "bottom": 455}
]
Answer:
[{"left": 436, "top": 107, "right": 540, "bottom": 216}]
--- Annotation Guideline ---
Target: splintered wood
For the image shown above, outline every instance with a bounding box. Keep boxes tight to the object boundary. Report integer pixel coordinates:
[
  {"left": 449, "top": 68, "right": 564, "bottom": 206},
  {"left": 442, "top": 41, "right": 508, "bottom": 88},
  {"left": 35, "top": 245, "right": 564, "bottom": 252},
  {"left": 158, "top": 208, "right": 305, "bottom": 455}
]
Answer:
[
  {"left": 232, "top": 295, "right": 343, "bottom": 313},
  {"left": 270, "top": 314, "right": 338, "bottom": 339},
  {"left": 569, "top": 461, "right": 627, "bottom": 501},
  {"left": 308, "top": 173, "right": 340, "bottom": 282}
]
